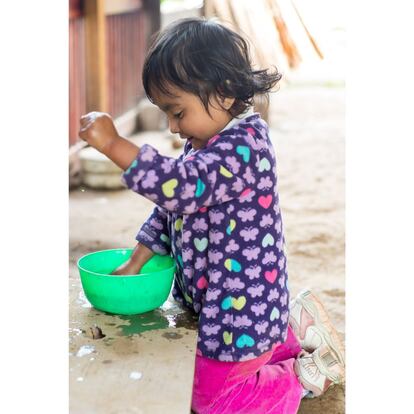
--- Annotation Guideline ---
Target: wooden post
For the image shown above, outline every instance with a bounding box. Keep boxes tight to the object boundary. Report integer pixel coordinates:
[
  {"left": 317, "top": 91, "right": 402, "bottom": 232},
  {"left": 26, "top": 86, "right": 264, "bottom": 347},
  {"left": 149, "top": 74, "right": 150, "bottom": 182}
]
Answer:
[
  {"left": 143, "top": 0, "right": 160, "bottom": 41},
  {"left": 84, "top": 0, "right": 108, "bottom": 112}
]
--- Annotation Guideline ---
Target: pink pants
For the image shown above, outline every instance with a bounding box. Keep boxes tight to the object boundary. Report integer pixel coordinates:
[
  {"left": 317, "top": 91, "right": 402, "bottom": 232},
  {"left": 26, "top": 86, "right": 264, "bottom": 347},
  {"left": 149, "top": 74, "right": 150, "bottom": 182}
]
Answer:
[{"left": 191, "top": 326, "right": 303, "bottom": 414}]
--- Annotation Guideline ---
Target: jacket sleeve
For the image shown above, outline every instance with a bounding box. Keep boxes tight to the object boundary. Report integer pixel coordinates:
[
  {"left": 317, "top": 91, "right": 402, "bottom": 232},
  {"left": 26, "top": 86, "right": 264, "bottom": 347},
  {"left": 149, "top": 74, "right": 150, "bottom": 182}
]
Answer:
[
  {"left": 136, "top": 206, "right": 171, "bottom": 255},
  {"left": 121, "top": 131, "right": 258, "bottom": 214}
]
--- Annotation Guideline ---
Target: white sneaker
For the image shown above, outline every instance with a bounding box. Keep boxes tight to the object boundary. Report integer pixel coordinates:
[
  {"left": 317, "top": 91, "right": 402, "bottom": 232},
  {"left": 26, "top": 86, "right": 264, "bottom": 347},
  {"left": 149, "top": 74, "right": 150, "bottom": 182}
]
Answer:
[
  {"left": 289, "top": 289, "right": 345, "bottom": 367},
  {"left": 294, "top": 344, "right": 345, "bottom": 398}
]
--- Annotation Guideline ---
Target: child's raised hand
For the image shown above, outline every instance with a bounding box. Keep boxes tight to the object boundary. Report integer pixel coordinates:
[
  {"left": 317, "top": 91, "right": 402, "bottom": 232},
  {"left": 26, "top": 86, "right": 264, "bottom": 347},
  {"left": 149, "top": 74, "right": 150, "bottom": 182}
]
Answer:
[{"left": 78, "top": 111, "right": 120, "bottom": 155}]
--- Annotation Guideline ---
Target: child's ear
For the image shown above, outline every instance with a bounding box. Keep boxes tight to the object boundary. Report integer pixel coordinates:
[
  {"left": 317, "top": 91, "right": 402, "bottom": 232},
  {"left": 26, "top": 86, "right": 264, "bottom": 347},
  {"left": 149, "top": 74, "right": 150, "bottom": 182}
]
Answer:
[{"left": 220, "top": 96, "right": 235, "bottom": 110}]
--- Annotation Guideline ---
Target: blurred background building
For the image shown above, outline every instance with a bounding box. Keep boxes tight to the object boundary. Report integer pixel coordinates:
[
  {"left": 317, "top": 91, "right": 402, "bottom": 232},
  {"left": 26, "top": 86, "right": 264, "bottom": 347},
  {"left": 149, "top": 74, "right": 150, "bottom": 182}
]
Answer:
[{"left": 69, "top": 0, "right": 345, "bottom": 188}]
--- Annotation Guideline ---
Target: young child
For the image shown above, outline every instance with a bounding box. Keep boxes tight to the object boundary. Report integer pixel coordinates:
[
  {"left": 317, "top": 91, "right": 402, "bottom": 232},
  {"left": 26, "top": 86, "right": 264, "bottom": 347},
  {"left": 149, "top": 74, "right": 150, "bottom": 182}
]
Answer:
[{"left": 79, "top": 17, "right": 344, "bottom": 414}]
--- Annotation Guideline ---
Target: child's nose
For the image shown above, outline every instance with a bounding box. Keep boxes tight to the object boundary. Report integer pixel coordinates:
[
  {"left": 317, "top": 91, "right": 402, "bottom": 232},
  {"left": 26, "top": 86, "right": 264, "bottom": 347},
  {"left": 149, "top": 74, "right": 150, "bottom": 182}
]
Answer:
[{"left": 168, "top": 118, "right": 180, "bottom": 134}]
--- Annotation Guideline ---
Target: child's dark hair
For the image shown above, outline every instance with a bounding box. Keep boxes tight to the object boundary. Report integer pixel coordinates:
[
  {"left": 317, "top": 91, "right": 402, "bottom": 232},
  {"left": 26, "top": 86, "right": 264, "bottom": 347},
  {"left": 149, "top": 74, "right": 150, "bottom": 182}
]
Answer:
[{"left": 142, "top": 17, "right": 282, "bottom": 117}]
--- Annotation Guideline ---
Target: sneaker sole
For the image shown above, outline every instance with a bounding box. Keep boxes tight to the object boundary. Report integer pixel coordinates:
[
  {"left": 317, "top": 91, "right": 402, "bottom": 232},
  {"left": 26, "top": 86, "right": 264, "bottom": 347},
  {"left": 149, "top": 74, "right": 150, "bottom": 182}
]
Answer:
[{"left": 294, "top": 289, "right": 345, "bottom": 368}]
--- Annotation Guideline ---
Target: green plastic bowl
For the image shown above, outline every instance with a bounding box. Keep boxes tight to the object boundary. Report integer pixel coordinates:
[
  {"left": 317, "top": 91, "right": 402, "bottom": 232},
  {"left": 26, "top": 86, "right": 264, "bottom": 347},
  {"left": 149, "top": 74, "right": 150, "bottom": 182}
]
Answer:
[{"left": 77, "top": 248, "right": 175, "bottom": 315}]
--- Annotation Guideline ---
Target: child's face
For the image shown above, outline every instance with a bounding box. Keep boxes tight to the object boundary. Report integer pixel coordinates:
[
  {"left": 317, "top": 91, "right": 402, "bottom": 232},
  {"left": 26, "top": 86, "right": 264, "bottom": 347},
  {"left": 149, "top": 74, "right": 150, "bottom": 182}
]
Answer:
[{"left": 151, "top": 85, "right": 235, "bottom": 150}]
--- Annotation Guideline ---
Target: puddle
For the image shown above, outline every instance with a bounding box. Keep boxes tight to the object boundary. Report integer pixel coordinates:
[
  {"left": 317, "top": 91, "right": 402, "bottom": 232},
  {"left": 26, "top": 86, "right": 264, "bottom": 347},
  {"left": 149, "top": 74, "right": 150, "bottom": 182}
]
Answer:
[
  {"left": 72, "top": 297, "right": 198, "bottom": 338},
  {"left": 162, "top": 332, "right": 184, "bottom": 340},
  {"left": 117, "top": 311, "right": 169, "bottom": 336},
  {"left": 116, "top": 305, "right": 198, "bottom": 336},
  {"left": 170, "top": 310, "right": 199, "bottom": 330}
]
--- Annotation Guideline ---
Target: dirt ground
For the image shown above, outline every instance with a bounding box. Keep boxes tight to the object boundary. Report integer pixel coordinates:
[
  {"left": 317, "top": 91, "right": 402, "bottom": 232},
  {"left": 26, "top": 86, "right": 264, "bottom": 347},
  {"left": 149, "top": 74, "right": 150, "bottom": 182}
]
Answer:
[
  {"left": 70, "top": 84, "right": 345, "bottom": 413},
  {"left": 271, "top": 86, "right": 345, "bottom": 413}
]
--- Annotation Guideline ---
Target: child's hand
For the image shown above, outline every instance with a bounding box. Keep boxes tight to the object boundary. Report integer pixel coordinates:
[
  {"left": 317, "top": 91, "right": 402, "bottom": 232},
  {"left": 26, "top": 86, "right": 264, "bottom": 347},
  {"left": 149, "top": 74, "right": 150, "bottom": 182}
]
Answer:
[
  {"left": 78, "top": 111, "right": 140, "bottom": 170},
  {"left": 111, "top": 243, "right": 155, "bottom": 276},
  {"left": 112, "top": 259, "right": 144, "bottom": 276},
  {"left": 78, "top": 112, "right": 120, "bottom": 155}
]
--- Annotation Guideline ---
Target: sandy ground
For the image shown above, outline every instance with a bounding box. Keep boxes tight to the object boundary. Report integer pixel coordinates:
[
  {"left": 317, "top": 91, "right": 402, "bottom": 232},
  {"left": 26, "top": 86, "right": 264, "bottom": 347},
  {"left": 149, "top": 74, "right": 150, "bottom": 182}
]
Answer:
[
  {"left": 270, "top": 86, "right": 345, "bottom": 413},
  {"left": 70, "top": 84, "right": 345, "bottom": 413}
]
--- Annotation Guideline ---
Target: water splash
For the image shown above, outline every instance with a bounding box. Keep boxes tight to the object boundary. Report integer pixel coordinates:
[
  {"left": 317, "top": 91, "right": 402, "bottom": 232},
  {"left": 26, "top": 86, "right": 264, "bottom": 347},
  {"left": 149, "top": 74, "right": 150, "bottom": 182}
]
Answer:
[
  {"left": 129, "top": 371, "right": 143, "bottom": 380},
  {"left": 77, "top": 290, "right": 92, "bottom": 308},
  {"left": 76, "top": 345, "right": 95, "bottom": 357}
]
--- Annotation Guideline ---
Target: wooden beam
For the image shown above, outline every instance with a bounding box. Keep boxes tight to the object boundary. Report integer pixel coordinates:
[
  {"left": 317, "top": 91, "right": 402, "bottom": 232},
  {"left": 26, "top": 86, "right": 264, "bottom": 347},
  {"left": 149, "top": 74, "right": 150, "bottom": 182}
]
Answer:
[
  {"left": 104, "top": 0, "right": 143, "bottom": 16},
  {"left": 69, "top": 0, "right": 84, "bottom": 20},
  {"left": 143, "top": 0, "right": 161, "bottom": 39},
  {"left": 84, "top": 0, "right": 108, "bottom": 112}
]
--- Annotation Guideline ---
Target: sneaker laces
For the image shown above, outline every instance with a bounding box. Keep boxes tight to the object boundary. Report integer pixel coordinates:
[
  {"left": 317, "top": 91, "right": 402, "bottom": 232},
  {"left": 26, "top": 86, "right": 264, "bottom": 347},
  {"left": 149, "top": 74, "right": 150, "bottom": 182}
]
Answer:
[{"left": 301, "top": 357, "right": 319, "bottom": 380}]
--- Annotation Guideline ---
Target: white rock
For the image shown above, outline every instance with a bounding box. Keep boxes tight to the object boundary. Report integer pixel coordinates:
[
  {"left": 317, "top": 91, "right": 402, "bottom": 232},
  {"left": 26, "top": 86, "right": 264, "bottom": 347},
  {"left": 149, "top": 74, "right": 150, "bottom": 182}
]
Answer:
[
  {"left": 82, "top": 172, "right": 125, "bottom": 189},
  {"left": 79, "top": 147, "right": 123, "bottom": 174}
]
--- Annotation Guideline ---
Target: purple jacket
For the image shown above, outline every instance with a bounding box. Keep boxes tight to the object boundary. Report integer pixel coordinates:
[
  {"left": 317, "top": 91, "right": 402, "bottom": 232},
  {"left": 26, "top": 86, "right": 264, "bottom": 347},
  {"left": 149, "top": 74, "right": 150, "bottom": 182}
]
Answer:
[{"left": 122, "top": 113, "right": 290, "bottom": 362}]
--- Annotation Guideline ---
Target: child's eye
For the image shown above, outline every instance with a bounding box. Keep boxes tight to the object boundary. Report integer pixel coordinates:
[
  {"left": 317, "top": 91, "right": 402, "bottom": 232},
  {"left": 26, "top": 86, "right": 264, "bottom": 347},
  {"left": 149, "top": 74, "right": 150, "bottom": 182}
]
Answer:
[{"left": 173, "top": 111, "right": 184, "bottom": 119}]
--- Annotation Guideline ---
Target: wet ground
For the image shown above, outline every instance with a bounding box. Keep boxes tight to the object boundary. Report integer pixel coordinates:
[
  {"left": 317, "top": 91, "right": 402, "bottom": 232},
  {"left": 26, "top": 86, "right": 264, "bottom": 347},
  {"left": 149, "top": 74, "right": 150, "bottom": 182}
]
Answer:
[{"left": 69, "top": 270, "right": 199, "bottom": 413}]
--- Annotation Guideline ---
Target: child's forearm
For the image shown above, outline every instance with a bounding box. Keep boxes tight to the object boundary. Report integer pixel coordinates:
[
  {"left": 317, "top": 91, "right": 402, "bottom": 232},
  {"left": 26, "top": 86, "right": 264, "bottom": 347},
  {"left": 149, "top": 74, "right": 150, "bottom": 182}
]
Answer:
[
  {"left": 130, "top": 242, "right": 155, "bottom": 267},
  {"left": 103, "top": 136, "right": 140, "bottom": 171}
]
